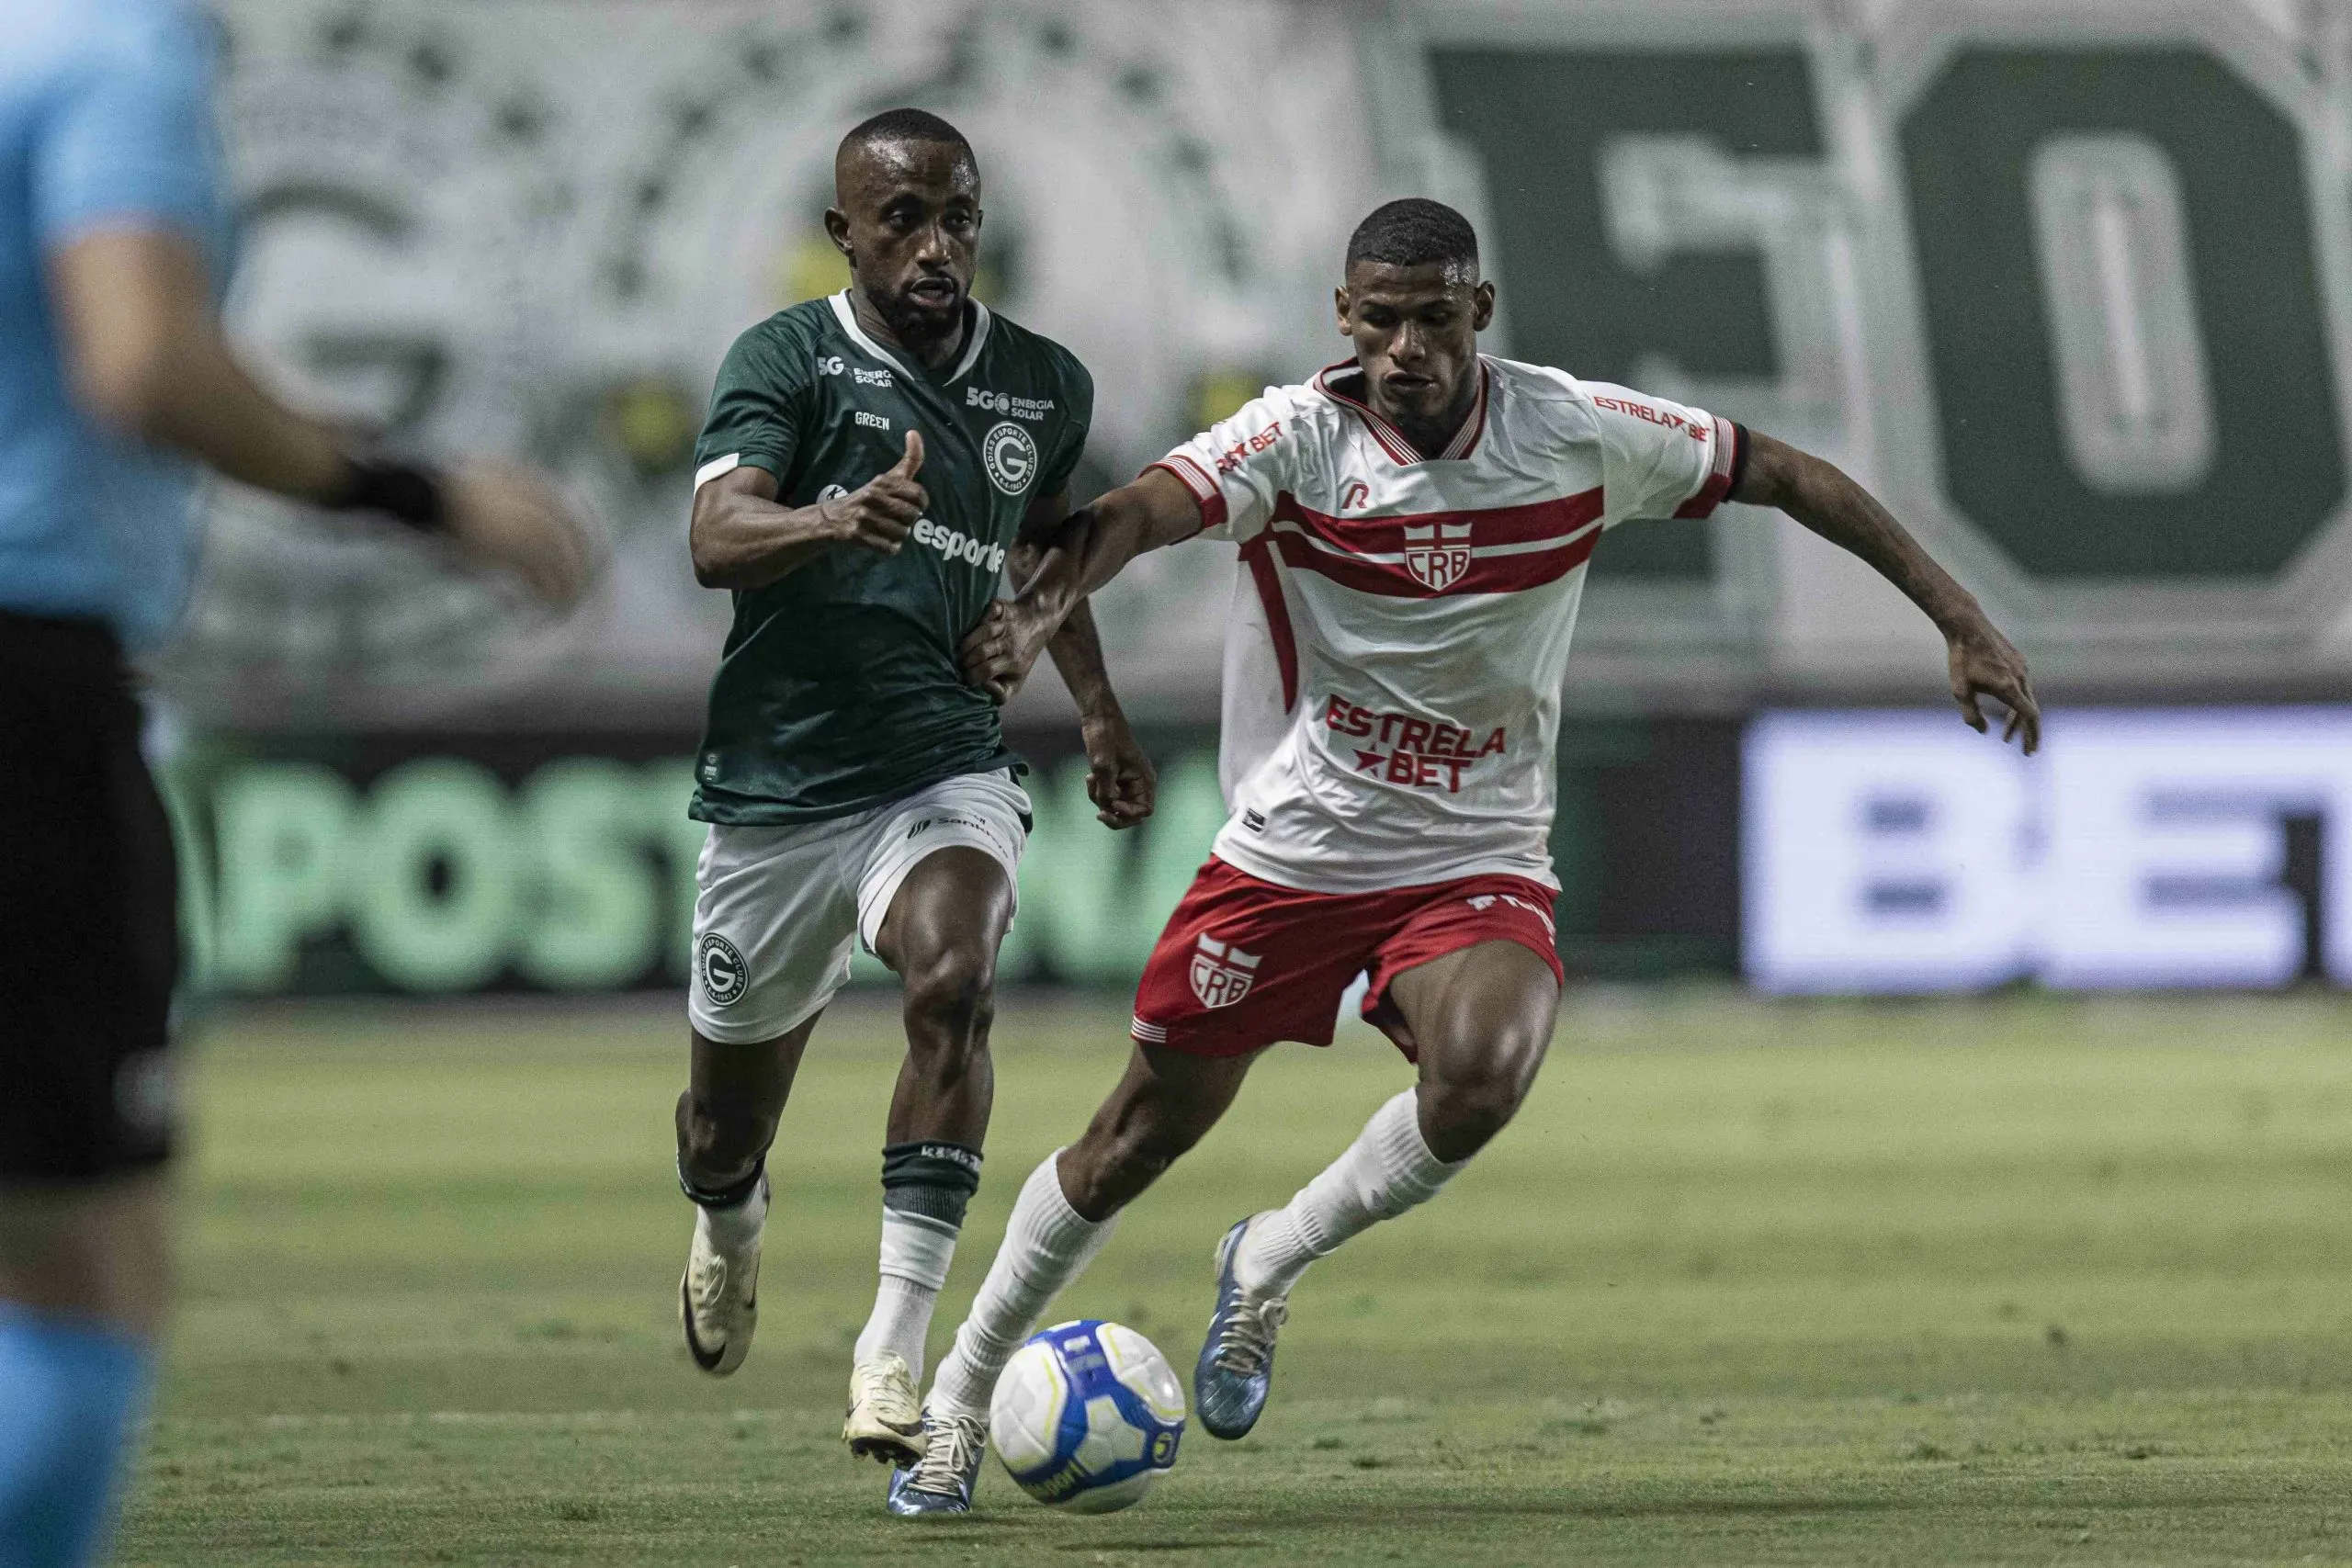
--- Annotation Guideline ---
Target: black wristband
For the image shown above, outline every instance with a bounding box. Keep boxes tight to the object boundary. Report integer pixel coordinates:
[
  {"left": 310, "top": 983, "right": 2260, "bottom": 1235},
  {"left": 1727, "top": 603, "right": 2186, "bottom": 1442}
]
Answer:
[
  {"left": 324, "top": 455, "right": 448, "bottom": 534},
  {"left": 1725, "top": 421, "right": 1753, "bottom": 501}
]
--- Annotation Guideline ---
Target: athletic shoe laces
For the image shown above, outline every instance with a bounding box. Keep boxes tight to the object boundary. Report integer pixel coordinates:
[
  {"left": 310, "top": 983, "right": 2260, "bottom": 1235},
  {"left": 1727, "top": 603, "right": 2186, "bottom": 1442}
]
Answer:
[
  {"left": 1214, "top": 1296, "right": 1288, "bottom": 1377},
  {"left": 688, "top": 1251, "right": 729, "bottom": 1311},
  {"left": 909, "top": 1413, "right": 987, "bottom": 1495}
]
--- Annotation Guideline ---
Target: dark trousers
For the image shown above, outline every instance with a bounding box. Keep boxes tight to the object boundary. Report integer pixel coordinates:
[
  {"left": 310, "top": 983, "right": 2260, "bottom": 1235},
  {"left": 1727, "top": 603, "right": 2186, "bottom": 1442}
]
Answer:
[{"left": 0, "top": 609, "right": 177, "bottom": 1182}]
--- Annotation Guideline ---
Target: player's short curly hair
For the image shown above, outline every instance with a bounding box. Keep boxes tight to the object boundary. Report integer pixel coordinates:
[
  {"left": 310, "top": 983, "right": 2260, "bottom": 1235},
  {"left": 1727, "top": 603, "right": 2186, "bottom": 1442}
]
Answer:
[
  {"left": 839, "top": 107, "right": 976, "bottom": 168},
  {"left": 1345, "top": 197, "right": 1479, "bottom": 277}
]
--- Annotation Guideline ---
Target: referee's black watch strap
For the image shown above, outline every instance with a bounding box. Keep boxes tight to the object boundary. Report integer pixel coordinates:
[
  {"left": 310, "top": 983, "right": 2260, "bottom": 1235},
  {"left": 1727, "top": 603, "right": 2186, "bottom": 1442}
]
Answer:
[{"left": 323, "top": 455, "right": 449, "bottom": 534}]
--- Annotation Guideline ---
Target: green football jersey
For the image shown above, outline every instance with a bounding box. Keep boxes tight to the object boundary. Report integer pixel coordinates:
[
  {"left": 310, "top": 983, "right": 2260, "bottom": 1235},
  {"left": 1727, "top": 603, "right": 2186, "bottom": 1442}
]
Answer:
[{"left": 687, "top": 292, "right": 1093, "bottom": 825}]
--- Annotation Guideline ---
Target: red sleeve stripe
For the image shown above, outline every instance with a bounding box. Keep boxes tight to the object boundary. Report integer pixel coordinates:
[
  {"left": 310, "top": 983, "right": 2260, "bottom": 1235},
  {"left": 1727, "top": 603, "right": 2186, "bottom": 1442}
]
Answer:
[
  {"left": 1158, "top": 452, "right": 1217, "bottom": 500},
  {"left": 1674, "top": 416, "right": 1741, "bottom": 520},
  {"left": 1145, "top": 458, "right": 1227, "bottom": 534}
]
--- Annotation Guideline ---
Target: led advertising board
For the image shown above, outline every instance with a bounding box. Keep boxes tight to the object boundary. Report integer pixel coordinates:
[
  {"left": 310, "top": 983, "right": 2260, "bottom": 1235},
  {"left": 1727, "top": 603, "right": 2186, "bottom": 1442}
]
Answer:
[{"left": 1745, "top": 709, "right": 2352, "bottom": 992}]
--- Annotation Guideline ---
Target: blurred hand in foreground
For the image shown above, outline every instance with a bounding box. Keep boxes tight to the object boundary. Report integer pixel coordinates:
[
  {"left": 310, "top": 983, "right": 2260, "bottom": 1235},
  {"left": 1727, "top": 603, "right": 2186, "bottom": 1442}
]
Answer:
[{"left": 441, "top": 459, "right": 601, "bottom": 611}]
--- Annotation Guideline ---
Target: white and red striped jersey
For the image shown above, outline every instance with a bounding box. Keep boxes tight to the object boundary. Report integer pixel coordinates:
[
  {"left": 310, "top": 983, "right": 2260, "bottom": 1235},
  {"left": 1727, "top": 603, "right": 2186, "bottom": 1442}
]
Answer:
[{"left": 1150, "top": 355, "right": 1739, "bottom": 894}]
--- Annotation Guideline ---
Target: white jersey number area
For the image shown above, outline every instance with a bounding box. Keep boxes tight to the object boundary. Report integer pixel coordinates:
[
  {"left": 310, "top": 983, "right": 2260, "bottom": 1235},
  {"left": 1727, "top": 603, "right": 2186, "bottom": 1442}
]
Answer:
[{"left": 1150, "top": 355, "right": 1738, "bottom": 896}]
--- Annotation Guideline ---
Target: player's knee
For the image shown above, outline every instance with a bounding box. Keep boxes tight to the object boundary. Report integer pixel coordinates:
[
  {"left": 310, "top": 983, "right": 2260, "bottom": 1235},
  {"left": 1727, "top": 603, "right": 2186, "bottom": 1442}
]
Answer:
[
  {"left": 1064, "top": 1108, "right": 1204, "bottom": 1218},
  {"left": 1116, "top": 1121, "right": 1193, "bottom": 1190},
  {"left": 674, "top": 1088, "right": 775, "bottom": 1185},
  {"left": 1057, "top": 1140, "right": 1137, "bottom": 1221},
  {"left": 1419, "top": 1061, "right": 1530, "bottom": 1159},
  {"left": 901, "top": 941, "right": 997, "bottom": 1051}
]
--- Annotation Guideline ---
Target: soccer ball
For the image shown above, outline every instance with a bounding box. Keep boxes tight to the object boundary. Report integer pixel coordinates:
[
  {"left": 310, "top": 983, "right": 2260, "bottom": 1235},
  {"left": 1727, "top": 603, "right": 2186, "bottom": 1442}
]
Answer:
[{"left": 989, "top": 1318, "right": 1185, "bottom": 1513}]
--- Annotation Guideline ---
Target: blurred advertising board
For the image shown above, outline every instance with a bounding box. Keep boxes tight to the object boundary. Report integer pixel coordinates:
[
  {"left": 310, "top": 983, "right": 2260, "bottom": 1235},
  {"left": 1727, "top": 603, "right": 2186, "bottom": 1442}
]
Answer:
[
  {"left": 1745, "top": 709, "right": 2352, "bottom": 993},
  {"left": 178, "top": 709, "right": 2352, "bottom": 998},
  {"left": 164, "top": 721, "right": 1739, "bottom": 998},
  {"left": 172, "top": 0, "right": 2352, "bottom": 736},
  {"left": 169, "top": 731, "right": 1229, "bottom": 998}
]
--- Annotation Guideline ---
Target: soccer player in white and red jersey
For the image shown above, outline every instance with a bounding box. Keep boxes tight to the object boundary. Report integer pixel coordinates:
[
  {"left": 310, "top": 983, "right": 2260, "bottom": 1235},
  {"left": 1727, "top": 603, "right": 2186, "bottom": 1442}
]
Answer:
[{"left": 884, "top": 197, "right": 2039, "bottom": 1514}]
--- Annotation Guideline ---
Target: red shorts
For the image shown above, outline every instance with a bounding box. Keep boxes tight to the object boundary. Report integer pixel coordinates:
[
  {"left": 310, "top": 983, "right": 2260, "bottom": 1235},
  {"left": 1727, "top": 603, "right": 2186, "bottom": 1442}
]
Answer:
[{"left": 1129, "top": 857, "right": 1565, "bottom": 1060}]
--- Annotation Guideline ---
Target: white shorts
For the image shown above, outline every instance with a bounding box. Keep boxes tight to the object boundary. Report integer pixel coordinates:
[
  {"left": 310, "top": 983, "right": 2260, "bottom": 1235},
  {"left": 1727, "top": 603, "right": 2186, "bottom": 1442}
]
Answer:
[{"left": 687, "top": 770, "right": 1032, "bottom": 1044}]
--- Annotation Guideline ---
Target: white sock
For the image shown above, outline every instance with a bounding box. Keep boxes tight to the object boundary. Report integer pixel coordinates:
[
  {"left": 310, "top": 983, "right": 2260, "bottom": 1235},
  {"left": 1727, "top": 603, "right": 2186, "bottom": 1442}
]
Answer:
[
  {"left": 1233, "top": 1089, "right": 1464, "bottom": 1299},
  {"left": 929, "top": 1151, "right": 1116, "bottom": 1417},
  {"left": 853, "top": 1210, "right": 958, "bottom": 1380},
  {"left": 696, "top": 1177, "right": 768, "bottom": 1252}
]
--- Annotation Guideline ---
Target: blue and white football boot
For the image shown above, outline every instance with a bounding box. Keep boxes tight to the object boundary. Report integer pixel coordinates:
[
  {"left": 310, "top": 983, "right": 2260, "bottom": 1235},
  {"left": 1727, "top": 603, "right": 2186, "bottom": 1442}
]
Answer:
[
  {"left": 1193, "top": 1214, "right": 1289, "bottom": 1439},
  {"left": 885, "top": 1407, "right": 989, "bottom": 1517}
]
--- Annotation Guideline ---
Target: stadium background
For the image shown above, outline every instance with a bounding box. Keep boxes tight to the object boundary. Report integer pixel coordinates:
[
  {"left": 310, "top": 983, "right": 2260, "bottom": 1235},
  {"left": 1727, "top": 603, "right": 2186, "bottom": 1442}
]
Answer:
[
  {"left": 113, "top": 4, "right": 2352, "bottom": 1562},
  {"left": 164, "top": 0, "right": 2352, "bottom": 1002}
]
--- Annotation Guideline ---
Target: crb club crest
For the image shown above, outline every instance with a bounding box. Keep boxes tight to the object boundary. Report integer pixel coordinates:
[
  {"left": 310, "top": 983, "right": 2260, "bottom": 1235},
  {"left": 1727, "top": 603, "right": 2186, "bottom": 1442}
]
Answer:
[
  {"left": 1402, "top": 523, "right": 1472, "bottom": 591},
  {"left": 1189, "top": 932, "right": 1262, "bottom": 1009}
]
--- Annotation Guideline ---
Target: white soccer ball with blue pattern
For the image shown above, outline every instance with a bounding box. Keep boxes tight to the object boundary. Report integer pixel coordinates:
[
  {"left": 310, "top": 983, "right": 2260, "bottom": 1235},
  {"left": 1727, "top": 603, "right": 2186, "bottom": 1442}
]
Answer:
[{"left": 989, "top": 1318, "right": 1185, "bottom": 1513}]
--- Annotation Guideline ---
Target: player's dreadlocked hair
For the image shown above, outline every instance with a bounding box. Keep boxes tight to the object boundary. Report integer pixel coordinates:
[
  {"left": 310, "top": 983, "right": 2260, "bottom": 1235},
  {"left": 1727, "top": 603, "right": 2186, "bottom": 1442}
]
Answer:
[
  {"left": 1345, "top": 197, "right": 1479, "bottom": 278},
  {"left": 839, "top": 107, "right": 976, "bottom": 169}
]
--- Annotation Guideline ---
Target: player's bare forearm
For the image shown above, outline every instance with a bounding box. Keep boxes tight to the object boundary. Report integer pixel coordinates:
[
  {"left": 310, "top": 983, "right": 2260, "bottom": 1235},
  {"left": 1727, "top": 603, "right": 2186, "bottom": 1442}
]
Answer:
[
  {"left": 1043, "top": 600, "right": 1157, "bottom": 829},
  {"left": 689, "top": 480, "right": 845, "bottom": 589},
  {"left": 690, "top": 432, "right": 924, "bottom": 591},
  {"left": 1735, "top": 433, "right": 1972, "bottom": 628},
  {"left": 1736, "top": 430, "right": 2041, "bottom": 751},
  {"left": 1042, "top": 468, "right": 1200, "bottom": 614},
  {"left": 963, "top": 468, "right": 1199, "bottom": 701},
  {"left": 1044, "top": 597, "right": 1119, "bottom": 718}
]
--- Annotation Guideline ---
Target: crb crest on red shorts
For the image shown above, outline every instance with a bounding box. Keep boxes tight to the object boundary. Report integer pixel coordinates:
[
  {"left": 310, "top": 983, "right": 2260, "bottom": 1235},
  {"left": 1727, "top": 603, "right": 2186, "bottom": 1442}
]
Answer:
[{"left": 1188, "top": 932, "right": 1261, "bottom": 1009}]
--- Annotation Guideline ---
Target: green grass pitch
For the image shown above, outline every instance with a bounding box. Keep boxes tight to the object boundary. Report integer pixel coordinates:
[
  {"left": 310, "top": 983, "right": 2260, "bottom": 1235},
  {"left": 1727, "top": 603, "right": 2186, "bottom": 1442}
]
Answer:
[{"left": 119, "top": 990, "right": 2352, "bottom": 1566}]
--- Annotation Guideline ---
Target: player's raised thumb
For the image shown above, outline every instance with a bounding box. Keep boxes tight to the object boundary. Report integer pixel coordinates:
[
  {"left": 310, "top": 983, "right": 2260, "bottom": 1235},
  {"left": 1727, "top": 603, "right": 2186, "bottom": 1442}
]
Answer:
[{"left": 893, "top": 429, "right": 924, "bottom": 479}]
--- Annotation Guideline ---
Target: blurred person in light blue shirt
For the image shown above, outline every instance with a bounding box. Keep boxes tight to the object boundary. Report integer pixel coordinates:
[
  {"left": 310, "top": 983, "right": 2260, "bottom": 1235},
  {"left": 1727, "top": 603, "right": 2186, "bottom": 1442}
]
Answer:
[
  {"left": 0, "top": 0, "right": 231, "bottom": 649},
  {"left": 0, "top": 5, "right": 594, "bottom": 1564}
]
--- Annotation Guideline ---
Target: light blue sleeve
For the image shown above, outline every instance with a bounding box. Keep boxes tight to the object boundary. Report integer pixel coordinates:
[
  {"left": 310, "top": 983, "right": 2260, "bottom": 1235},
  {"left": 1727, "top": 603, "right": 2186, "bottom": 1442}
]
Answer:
[{"left": 32, "top": 6, "right": 224, "bottom": 248}]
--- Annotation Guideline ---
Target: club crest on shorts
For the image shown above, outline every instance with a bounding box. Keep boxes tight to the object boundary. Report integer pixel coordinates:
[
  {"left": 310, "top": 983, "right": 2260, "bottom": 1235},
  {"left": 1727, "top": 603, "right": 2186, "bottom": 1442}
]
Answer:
[
  {"left": 697, "top": 933, "right": 747, "bottom": 1008},
  {"left": 1403, "top": 522, "right": 1473, "bottom": 592},
  {"left": 1189, "top": 932, "right": 1261, "bottom": 1009},
  {"left": 983, "top": 421, "right": 1038, "bottom": 495}
]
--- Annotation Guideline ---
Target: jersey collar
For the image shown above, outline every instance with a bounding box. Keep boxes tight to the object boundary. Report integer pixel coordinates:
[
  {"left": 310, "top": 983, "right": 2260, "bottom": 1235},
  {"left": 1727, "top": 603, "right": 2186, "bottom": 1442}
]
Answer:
[
  {"left": 828, "top": 290, "right": 993, "bottom": 385},
  {"left": 1313, "top": 356, "right": 1490, "bottom": 465}
]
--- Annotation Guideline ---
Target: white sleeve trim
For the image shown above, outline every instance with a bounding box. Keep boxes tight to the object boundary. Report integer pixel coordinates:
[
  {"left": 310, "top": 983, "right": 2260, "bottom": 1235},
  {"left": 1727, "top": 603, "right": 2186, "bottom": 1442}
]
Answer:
[{"left": 694, "top": 453, "right": 742, "bottom": 491}]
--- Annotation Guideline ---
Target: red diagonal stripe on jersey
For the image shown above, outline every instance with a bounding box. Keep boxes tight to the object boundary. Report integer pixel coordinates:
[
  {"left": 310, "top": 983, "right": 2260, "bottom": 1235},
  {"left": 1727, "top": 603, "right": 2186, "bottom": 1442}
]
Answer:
[
  {"left": 1271, "top": 489, "right": 1602, "bottom": 555},
  {"left": 1267, "top": 525, "right": 1600, "bottom": 598},
  {"left": 1239, "top": 534, "right": 1300, "bottom": 710}
]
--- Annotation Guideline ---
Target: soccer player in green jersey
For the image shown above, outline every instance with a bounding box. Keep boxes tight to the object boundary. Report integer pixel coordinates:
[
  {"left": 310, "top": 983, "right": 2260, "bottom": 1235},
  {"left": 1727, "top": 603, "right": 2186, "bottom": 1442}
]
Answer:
[{"left": 671, "top": 108, "right": 1153, "bottom": 1467}]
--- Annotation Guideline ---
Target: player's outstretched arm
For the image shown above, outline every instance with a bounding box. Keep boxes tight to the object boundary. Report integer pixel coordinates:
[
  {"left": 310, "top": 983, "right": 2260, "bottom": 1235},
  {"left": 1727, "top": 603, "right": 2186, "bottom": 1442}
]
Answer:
[
  {"left": 51, "top": 229, "right": 596, "bottom": 608},
  {"left": 960, "top": 465, "right": 1199, "bottom": 704},
  {"left": 1006, "top": 491, "right": 1156, "bottom": 829},
  {"left": 691, "top": 430, "right": 926, "bottom": 591},
  {"left": 1736, "top": 430, "right": 2040, "bottom": 752}
]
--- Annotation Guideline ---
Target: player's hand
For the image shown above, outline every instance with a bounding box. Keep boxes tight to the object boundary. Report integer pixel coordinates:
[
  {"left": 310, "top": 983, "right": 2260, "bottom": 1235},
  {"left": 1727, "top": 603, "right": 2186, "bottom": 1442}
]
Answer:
[
  {"left": 961, "top": 596, "right": 1059, "bottom": 704},
  {"left": 441, "top": 459, "right": 601, "bottom": 610},
  {"left": 1081, "top": 711, "right": 1157, "bottom": 830},
  {"left": 1946, "top": 612, "right": 2040, "bottom": 754},
  {"left": 822, "top": 430, "right": 927, "bottom": 554}
]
